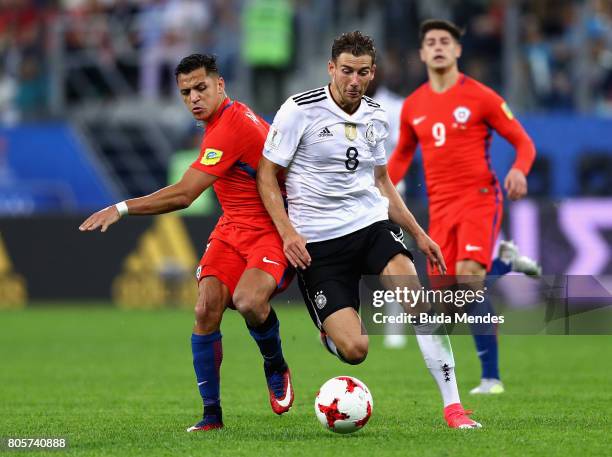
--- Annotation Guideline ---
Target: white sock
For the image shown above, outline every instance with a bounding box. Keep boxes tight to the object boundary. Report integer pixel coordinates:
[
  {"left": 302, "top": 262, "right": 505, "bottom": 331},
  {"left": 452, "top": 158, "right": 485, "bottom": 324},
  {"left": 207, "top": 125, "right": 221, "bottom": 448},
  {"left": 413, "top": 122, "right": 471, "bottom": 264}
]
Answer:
[
  {"left": 414, "top": 326, "right": 461, "bottom": 408},
  {"left": 324, "top": 334, "right": 341, "bottom": 359}
]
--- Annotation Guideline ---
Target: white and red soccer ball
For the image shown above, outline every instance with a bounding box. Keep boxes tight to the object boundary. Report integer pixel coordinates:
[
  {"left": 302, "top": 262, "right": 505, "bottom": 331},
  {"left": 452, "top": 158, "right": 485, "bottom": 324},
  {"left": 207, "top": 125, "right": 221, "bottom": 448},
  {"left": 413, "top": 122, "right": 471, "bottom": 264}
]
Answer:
[{"left": 314, "top": 376, "right": 373, "bottom": 434}]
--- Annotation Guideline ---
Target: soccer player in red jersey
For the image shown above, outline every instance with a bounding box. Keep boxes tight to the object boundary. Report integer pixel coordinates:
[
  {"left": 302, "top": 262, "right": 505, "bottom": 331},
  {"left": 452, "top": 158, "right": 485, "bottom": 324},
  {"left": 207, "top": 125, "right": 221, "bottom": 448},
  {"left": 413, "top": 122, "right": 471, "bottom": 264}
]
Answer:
[
  {"left": 79, "top": 54, "right": 294, "bottom": 430},
  {"left": 387, "top": 20, "right": 537, "bottom": 394}
]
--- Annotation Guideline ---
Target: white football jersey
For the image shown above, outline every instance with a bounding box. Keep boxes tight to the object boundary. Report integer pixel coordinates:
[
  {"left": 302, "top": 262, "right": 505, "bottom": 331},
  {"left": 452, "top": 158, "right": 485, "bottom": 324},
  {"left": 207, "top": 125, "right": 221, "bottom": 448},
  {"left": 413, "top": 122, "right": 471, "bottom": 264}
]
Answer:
[{"left": 263, "top": 85, "right": 390, "bottom": 242}]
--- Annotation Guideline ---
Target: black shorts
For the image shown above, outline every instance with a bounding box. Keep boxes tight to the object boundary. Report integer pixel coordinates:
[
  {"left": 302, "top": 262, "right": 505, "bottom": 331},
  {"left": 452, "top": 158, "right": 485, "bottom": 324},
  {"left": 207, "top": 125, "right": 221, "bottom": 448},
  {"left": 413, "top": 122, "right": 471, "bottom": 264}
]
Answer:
[{"left": 297, "top": 220, "right": 413, "bottom": 329}]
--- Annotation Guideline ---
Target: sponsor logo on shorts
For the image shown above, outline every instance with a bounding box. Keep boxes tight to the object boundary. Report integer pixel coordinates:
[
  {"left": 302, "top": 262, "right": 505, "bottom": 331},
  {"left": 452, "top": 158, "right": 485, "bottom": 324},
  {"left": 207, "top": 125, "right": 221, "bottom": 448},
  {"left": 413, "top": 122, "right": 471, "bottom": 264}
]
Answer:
[
  {"left": 390, "top": 230, "right": 407, "bottom": 249},
  {"left": 314, "top": 290, "right": 327, "bottom": 309},
  {"left": 200, "top": 148, "right": 223, "bottom": 165},
  {"left": 195, "top": 265, "right": 202, "bottom": 280},
  {"left": 263, "top": 257, "right": 281, "bottom": 266},
  {"left": 465, "top": 244, "right": 482, "bottom": 252}
]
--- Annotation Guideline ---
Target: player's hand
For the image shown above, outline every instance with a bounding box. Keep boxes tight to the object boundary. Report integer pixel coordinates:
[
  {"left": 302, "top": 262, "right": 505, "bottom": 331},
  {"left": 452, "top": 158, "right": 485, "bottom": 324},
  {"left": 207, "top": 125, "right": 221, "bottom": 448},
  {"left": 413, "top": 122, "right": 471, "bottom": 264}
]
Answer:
[
  {"left": 504, "top": 168, "right": 527, "bottom": 201},
  {"left": 415, "top": 232, "right": 447, "bottom": 275},
  {"left": 282, "top": 229, "right": 311, "bottom": 270},
  {"left": 79, "top": 206, "right": 121, "bottom": 233}
]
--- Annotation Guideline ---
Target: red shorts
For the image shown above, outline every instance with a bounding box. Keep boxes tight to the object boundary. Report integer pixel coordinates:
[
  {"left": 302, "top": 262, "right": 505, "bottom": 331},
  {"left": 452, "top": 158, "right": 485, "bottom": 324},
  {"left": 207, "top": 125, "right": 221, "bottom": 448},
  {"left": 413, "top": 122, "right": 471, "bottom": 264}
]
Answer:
[
  {"left": 196, "top": 223, "right": 293, "bottom": 296},
  {"left": 428, "top": 188, "right": 503, "bottom": 277}
]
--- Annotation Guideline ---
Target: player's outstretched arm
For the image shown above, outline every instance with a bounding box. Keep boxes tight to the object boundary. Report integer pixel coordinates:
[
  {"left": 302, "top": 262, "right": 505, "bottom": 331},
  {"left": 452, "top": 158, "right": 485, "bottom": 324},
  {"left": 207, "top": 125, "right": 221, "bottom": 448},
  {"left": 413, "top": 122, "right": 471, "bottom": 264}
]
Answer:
[
  {"left": 374, "top": 165, "right": 447, "bottom": 274},
  {"left": 78, "top": 168, "right": 216, "bottom": 233},
  {"left": 257, "top": 157, "right": 311, "bottom": 269}
]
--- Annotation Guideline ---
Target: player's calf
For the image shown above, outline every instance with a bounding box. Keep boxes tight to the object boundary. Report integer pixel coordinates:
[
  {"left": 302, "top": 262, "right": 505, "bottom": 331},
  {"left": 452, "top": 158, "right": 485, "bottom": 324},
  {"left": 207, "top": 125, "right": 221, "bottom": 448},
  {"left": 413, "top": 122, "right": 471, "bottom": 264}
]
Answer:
[
  {"left": 234, "top": 271, "right": 293, "bottom": 415},
  {"left": 190, "top": 277, "right": 228, "bottom": 433}
]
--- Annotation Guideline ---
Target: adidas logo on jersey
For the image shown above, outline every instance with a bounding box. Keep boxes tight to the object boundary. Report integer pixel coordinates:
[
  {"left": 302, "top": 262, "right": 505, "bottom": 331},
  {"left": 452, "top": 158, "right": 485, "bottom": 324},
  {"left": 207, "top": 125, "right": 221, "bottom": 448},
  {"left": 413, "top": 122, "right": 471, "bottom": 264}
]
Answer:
[{"left": 318, "top": 127, "right": 333, "bottom": 138}]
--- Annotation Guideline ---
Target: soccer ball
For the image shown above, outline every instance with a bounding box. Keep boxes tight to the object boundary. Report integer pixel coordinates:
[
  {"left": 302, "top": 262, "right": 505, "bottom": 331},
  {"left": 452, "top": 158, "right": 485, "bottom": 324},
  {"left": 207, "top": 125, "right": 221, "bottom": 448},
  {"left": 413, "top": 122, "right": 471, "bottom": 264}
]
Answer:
[{"left": 314, "top": 376, "right": 373, "bottom": 434}]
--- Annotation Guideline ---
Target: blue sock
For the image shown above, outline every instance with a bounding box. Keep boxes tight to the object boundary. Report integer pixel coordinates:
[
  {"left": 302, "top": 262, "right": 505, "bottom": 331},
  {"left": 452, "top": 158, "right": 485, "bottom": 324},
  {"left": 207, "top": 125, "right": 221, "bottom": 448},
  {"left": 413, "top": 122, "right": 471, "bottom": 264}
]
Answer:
[
  {"left": 248, "top": 308, "right": 287, "bottom": 375},
  {"left": 191, "top": 332, "right": 223, "bottom": 415},
  {"left": 489, "top": 258, "right": 512, "bottom": 276},
  {"left": 468, "top": 297, "right": 500, "bottom": 380}
]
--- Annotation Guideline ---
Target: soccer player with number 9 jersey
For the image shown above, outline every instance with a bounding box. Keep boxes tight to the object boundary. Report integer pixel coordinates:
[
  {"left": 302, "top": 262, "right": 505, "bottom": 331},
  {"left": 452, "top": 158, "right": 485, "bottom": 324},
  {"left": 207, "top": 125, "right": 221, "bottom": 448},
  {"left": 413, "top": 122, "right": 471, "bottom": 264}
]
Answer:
[{"left": 388, "top": 19, "right": 537, "bottom": 395}]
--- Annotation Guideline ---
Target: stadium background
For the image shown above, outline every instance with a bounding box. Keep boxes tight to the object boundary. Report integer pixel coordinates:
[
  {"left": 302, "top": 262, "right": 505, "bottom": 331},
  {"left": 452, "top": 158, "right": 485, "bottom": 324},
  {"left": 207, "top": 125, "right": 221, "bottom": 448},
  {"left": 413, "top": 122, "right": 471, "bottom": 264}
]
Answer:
[
  {"left": 1, "top": 2, "right": 611, "bottom": 456},
  {"left": 2, "top": 0, "right": 612, "bottom": 307}
]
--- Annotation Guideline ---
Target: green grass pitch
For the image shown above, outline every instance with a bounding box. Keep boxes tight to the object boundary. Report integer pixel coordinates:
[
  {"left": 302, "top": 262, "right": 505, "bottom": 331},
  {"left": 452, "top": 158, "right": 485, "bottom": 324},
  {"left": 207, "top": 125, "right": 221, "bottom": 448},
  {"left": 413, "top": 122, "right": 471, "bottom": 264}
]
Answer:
[{"left": 0, "top": 305, "right": 610, "bottom": 456}]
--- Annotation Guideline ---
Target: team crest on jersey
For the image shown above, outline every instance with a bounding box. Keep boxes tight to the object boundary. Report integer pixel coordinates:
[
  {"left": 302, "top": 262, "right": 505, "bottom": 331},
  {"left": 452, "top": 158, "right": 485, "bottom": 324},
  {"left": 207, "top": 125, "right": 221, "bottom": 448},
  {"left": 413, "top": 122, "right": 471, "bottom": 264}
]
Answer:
[
  {"left": 314, "top": 290, "right": 327, "bottom": 309},
  {"left": 453, "top": 106, "right": 471, "bottom": 124},
  {"left": 195, "top": 265, "right": 202, "bottom": 280},
  {"left": 201, "top": 148, "right": 223, "bottom": 165},
  {"left": 265, "top": 126, "right": 283, "bottom": 151},
  {"left": 344, "top": 123, "right": 358, "bottom": 141}
]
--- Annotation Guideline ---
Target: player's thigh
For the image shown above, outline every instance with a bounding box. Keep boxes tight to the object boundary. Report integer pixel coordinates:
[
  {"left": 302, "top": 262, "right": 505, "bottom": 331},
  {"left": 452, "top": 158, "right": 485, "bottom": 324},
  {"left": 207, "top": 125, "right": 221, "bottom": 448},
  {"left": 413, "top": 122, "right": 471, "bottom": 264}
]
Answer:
[
  {"left": 380, "top": 253, "right": 432, "bottom": 313},
  {"left": 456, "top": 198, "right": 502, "bottom": 272},
  {"left": 232, "top": 268, "right": 277, "bottom": 312},
  {"left": 197, "top": 237, "right": 246, "bottom": 302},
  {"left": 242, "top": 228, "right": 294, "bottom": 296},
  {"left": 381, "top": 253, "right": 422, "bottom": 289}
]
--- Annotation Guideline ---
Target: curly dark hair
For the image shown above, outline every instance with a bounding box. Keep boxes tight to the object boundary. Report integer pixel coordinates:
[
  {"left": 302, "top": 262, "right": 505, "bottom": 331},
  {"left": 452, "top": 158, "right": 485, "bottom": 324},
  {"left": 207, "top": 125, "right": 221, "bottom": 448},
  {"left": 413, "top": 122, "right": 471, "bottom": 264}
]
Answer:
[
  {"left": 419, "top": 19, "right": 464, "bottom": 45},
  {"left": 174, "top": 53, "right": 219, "bottom": 80},
  {"left": 331, "top": 31, "right": 376, "bottom": 63}
]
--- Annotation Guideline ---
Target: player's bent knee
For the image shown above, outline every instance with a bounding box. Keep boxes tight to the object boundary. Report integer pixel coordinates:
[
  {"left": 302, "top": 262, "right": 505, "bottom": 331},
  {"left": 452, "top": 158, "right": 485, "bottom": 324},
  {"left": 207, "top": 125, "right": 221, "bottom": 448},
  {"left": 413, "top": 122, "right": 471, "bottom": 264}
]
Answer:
[
  {"left": 232, "top": 289, "right": 270, "bottom": 322},
  {"left": 194, "top": 289, "right": 225, "bottom": 329},
  {"left": 194, "top": 301, "right": 224, "bottom": 327},
  {"left": 338, "top": 338, "right": 369, "bottom": 365}
]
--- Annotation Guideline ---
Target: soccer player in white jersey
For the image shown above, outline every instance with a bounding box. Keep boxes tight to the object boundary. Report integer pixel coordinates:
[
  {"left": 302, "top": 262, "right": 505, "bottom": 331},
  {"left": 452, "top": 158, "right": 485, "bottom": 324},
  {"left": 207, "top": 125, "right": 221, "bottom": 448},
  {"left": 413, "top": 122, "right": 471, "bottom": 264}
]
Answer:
[{"left": 257, "top": 31, "right": 481, "bottom": 429}]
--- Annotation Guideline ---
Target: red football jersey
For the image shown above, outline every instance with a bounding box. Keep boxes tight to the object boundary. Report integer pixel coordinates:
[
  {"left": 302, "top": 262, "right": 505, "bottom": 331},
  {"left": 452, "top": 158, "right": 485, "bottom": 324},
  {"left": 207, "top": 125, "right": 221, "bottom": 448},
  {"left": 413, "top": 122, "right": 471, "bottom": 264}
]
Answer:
[
  {"left": 191, "top": 98, "right": 274, "bottom": 229},
  {"left": 388, "top": 74, "right": 535, "bottom": 211}
]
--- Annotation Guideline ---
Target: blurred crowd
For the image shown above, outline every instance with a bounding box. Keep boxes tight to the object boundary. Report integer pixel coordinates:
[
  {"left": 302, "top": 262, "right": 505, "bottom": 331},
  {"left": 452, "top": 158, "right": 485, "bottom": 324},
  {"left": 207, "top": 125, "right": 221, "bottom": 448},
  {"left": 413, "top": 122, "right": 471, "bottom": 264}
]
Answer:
[
  {"left": 380, "top": 0, "right": 612, "bottom": 112},
  {"left": 2, "top": 0, "right": 612, "bottom": 122}
]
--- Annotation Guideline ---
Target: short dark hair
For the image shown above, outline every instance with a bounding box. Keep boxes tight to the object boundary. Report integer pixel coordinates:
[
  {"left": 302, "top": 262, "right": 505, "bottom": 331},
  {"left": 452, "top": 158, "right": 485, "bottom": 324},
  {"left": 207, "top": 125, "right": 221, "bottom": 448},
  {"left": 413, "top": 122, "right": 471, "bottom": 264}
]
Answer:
[
  {"left": 419, "top": 19, "right": 464, "bottom": 45},
  {"left": 174, "top": 53, "right": 219, "bottom": 80},
  {"left": 331, "top": 31, "right": 376, "bottom": 64}
]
